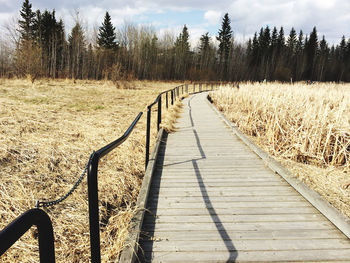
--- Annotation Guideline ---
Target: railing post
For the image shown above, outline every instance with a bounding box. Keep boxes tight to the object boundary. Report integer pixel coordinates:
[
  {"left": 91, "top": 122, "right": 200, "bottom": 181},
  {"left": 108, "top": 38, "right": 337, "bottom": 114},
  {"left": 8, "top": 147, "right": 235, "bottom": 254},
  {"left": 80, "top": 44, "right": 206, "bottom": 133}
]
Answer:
[
  {"left": 171, "top": 90, "right": 174, "bottom": 105},
  {"left": 193, "top": 83, "right": 195, "bottom": 93},
  {"left": 0, "top": 208, "right": 56, "bottom": 263},
  {"left": 145, "top": 106, "right": 151, "bottom": 169},
  {"left": 87, "top": 152, "right": 101, "bottom": 263},
  {"left": 165, "top": 92, "right": 168, "bottom": 109},
  {"left": 186, "top": 84, "right": 188, "bottom": 93},
  {"left": 177, "top": 87, "right": 179, "bottom": 97},
  {"left": 157, "top": 96, "right": 162, "bottom": 131},
  {"left": 182, "top": 85, "right": 183, "bottom": 95}
]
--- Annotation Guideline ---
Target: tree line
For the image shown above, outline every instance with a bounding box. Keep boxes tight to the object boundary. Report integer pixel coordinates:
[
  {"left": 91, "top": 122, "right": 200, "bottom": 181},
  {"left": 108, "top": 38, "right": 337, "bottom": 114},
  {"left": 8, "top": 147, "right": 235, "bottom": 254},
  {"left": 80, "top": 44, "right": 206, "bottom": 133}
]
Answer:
[{"left": 1, "top": 0, "right": 350, "bottom": 82}]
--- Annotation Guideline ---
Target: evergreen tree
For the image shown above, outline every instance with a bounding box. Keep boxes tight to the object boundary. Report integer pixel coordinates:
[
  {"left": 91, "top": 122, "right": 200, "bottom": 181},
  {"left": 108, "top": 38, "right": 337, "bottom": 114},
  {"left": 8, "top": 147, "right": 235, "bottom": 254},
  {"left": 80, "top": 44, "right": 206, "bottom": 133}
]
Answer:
[
  {"left": 295, "top": 30, "right": 305, "bottom": 80},
  {"left": 69, "top": 22, "right": 86, "bottom": 79},
  {"left": 199, "top": 32, "right": 210, "bottom": 54},
  {"left": 217, "top": 13, "right": 233, "bottom": 80},
  {"left": 305, "top": 26, "right": 318, "bottom": 79},
  {"left": 338, "top": 35, "right": 347, "bottom": 62},
  {"left": 271, "top": 27, "right": 278, "bottom": 49},
  {"left": 296, "top": 30, "right": 304, "bottom": 52},
  {"left": 97, "top": 12, "right": 118, "bottom": 50},
  {"left": 277, "top": 27, "right": 285, "bottom": 53},
  {"left": 174, "top": 25, "right": 190, "bottom": 79},
  {"left": 287, "top": 27, "right": 297, "bottom": 55},
  {"left": 318, "top": 35, "right": 329, "bottom": 80},
  {"left": 18, "top": 0, "right": 36, "bottom": 41},
  {"left": 198, "top": 32, "right": 215, "bottom": 78}
]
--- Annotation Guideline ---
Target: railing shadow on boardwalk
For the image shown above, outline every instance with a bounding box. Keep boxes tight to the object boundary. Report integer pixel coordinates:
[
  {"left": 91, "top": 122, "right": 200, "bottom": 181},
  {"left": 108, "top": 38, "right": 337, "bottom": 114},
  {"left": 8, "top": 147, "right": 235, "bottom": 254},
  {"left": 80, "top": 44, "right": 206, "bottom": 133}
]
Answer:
[
  {"left": 188, "top": 97, "right": 238, "bottom": 262},
  {"left": 138, "top": 96, "right": 237, "bottom": 262}
]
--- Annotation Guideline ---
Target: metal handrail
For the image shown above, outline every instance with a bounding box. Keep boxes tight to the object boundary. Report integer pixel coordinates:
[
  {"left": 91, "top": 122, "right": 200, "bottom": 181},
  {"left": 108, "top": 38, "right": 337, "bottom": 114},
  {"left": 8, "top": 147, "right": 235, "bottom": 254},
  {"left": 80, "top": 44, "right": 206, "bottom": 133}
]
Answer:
[
  {"left": 87, "top": 112, "right": 143, "bottom": 263},
  {"left": 0, "top": 208, "right": 55, "bottom": 263}
]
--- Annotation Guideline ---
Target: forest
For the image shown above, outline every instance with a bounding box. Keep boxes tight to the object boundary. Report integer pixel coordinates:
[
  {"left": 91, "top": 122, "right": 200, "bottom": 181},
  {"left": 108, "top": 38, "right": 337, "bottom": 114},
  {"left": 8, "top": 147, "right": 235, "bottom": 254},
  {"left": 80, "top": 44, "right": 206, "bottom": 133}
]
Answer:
[{"left": 1, "top": 0, "right": 350, "bottom": 82}]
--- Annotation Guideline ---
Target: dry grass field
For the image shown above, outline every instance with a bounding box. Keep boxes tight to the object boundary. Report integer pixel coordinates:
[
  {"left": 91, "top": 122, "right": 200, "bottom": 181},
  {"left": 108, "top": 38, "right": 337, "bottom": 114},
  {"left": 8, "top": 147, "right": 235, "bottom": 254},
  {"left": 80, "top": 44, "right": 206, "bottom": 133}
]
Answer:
[
  {"left": 0, "top": 78, "right": 182, "bottom": 262},
  {"left": 210, "top": 82, "right": 350, "bottom": 217}
]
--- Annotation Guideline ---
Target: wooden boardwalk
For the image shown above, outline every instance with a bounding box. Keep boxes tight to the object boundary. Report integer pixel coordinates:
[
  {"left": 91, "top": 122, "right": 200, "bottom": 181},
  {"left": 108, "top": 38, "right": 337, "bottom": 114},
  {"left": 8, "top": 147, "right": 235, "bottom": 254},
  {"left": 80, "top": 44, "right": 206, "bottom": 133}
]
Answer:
[{"left": 137, "top": 92, "right": 350, "bottom": 262}]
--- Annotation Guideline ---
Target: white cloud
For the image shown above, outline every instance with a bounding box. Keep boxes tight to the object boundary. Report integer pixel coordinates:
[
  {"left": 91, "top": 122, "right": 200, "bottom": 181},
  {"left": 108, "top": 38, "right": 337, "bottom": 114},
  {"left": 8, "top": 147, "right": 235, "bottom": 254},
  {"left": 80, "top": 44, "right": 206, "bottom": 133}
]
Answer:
[
  {"left": 2, "top": 0, "right": 350, "bottom": 45},
  {"left": 204, "top": 10, "right": 221, "bottom": 25}
]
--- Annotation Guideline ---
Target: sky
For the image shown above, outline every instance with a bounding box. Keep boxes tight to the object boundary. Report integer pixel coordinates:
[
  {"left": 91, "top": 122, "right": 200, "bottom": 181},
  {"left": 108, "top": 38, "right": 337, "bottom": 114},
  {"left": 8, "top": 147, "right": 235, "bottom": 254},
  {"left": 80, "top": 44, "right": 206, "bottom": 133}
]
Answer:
[{"left": 1, "top": 0, "right": 350, "bottom": 47}]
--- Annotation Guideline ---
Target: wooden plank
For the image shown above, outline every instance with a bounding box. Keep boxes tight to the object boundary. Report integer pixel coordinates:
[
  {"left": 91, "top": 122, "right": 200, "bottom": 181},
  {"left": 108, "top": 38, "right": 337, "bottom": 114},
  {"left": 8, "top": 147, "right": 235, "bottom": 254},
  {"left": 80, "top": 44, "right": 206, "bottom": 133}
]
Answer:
[
  {"left": 144, "top": 207, "right": 318, "bottom": 216},
  {"left": 148, "top": 190, "right": 304, "bottom": 198},
  {"left": 153, "top": 177, "right": 286, "bottom": 183},
  {"left": 148, "top": 201, "right": 311, "bottom": 209},
  {"left": 152, "top": 181, "right": 290, "bottom": 187},
  {"left": 142, "top": 221, "right": 334, "bottom": 232},
  {"left": 147, "top": 195, "right": 305, "bottom": 203},
  {"left": 149, "top": 186, "right": 294, "bottom": 192},
  {"left": 140, "top": 250, "right": 350, "bottom": 262},
  {"left": 140, "top": 229, "right": 347, "bottom": 241},
  {"left": 143, "top": 214, "right": 325, "bottom": 224},
  {"left": 140, "top": 239, "right": 350, "bottom": 252},
  {"left": 156, "top": 173, "right": 278, "bottom": 178}
]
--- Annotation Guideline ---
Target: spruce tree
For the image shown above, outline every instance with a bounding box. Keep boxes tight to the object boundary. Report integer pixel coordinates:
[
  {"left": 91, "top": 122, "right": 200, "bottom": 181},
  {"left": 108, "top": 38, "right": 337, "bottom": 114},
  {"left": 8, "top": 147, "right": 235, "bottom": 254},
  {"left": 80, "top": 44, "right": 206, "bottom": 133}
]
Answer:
[
  {"left": 217, "top": 13, "right": 232, "bottom": 79},
  {"left": 277, "top": 27, "right": 285, "bottom": 51},
  {"left": 69, "top": 22, "right": 86, "bottom": 79},
  {"left": 305, "top": 26, "right": 318, "bottom": 79},
  {"left": 271, "top": 27, "right": 278, "bottom": 48},
  {"left": 174, "top": 25, "right": 190, "bottom": 79},
  {"left": 296, "top": 30, "right": 304, "bottom": 52},
  {"left": 199, "top": 32, "right": 210, "bottom": 54},
  {"left": 198, "top": 32, "right": 214, "bottom": 73},
  {"left": 97, "top": 12, "right": 118, "bottom": 50},
  {"left": 287, "top": 28, "right": 297, "bottom": 55},
  {"left": 18, "top": 0, "right": 36, "bottom": 40}
]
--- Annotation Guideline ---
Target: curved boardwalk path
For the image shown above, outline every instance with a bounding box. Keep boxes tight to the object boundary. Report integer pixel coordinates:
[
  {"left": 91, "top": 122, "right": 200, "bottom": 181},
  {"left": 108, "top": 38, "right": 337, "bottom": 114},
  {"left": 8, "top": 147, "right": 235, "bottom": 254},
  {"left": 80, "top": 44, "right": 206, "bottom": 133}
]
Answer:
[{"left": 137, "top": 93, "right": 350, "bottom": 262}]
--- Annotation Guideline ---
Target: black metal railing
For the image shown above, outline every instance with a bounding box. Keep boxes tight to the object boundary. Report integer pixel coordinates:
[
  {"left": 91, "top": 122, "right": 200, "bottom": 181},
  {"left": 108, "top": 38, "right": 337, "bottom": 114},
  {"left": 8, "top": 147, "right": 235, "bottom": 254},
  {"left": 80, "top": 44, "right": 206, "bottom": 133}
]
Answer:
[
  {"left": 87, "top": 112, "right": 142, "bottom": 263},
  {"left": 145, "top": 82, "right": 221, "bottom": 168},
  {"left": 0, "top": 208, "right": 55, "bottom": 263}
]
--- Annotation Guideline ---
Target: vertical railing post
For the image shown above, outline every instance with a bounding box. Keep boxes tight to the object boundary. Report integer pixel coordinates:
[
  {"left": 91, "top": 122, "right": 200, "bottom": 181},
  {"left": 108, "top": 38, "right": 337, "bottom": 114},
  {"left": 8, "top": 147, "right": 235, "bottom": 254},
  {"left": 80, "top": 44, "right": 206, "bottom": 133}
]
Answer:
[
  {"left": 157, "top": 96, "right": 162, "bottom": 131},
  {"left": 87, "top": 152, "right": 101, "bottom": 263},
  {"left": 177, "top": 87, "right": 179, "bottom": 97},
  {"left": 166, "top": 92, "right": 168, "bottom": 109},
  {"left": 193, "top": 83, "right": 195, "bottom": 93},
  {"left": 0, "top": 208, "right": 56, "bottom": 263},
  {"left": 186, "top": 84, "right": 188, "bottom": 93},
  {"left": 182, "top": 85, "right": 183, "bottom": 95},
  {"left": 171, "top": 90, "right": 174, "bottom": 105},
  {"left": 145, "top": 106, "right": 151, "bottom": 169}
]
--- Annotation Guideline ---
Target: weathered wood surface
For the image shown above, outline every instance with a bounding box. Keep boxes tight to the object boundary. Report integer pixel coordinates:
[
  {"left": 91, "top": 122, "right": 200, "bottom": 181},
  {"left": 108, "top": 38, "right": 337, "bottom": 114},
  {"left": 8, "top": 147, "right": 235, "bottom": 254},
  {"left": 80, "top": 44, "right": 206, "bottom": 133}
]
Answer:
[{"left": 137, "top": 93, "right": 350, "bottom": 262}]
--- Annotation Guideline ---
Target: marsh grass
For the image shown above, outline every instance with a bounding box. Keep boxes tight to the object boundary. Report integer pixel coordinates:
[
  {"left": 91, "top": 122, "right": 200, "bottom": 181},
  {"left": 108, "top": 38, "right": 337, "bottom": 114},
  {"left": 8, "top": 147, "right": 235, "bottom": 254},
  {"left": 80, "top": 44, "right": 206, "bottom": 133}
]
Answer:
[{"left": 0, "top": 79, "right": 181, "bottom": 262}]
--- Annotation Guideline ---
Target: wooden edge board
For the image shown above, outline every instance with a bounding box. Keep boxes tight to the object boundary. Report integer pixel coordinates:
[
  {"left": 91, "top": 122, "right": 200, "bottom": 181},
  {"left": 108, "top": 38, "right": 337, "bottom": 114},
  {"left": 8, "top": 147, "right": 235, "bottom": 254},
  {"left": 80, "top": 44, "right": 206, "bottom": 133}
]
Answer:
[
  {"left": 206, "top": 93, "right": 350, "bottom": 239},
  {"left": 119, "top": 128, "right": 165, "bottom": 263}
]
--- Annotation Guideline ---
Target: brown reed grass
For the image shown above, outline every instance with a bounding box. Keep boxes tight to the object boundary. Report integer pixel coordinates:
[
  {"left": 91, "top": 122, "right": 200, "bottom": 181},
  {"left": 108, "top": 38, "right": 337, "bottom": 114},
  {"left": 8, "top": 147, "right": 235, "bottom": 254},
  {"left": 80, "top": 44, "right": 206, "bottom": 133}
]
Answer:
[{"left": 0, "top": 78, "right": 181, "bottom": 262}]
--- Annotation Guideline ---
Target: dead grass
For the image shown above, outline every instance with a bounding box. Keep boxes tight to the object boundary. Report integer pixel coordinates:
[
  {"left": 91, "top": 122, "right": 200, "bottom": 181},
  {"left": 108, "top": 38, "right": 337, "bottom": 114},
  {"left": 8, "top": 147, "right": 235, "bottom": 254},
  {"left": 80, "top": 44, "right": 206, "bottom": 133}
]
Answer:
[
  {"left": 210, "top": 82, "right": 350, "bottom": 217},
  {"left": 0, "top": 78, "right": 181, "bottom": 262},
  {"left": 160, "top": 100, "right": 184, "bottom": 133}
]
